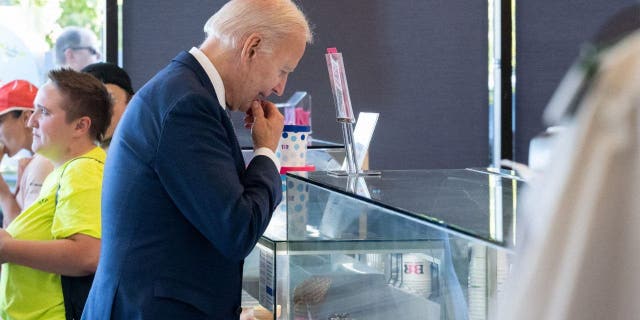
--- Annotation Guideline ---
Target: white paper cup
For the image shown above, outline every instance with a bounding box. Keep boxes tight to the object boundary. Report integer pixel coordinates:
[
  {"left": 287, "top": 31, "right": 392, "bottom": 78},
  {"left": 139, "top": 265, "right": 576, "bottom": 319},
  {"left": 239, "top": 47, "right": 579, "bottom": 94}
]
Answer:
[
  {"left": 401, "top": 253, "right": 433, "bottom": 298},
  {"left": 277, "top": 125, "right": 310, "bottom": 167}
]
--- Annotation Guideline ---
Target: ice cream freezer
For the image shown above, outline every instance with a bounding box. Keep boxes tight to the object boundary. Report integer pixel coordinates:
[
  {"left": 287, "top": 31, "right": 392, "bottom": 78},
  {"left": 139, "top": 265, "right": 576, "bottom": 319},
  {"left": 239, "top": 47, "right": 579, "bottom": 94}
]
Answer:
[{"left": 242, "top": 169, "right": 522, "bottom": 320}]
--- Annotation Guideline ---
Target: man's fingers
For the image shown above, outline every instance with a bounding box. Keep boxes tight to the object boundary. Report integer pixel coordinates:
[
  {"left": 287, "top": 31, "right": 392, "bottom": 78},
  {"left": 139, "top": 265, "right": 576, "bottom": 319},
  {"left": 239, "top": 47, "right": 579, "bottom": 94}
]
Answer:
[
  {"left": 251, "top": 100, "right": 265, "bottom": 119},
  {"left": 260, "top": 101, "right": 279, "bottom": 118}
]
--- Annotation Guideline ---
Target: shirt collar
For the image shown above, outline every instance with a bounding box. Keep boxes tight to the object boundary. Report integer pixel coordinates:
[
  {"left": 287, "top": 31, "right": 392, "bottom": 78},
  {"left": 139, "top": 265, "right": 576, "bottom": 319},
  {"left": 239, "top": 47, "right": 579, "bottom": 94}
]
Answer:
[{"left": 188, "top": 47, "right": 226, "bottom": 109}]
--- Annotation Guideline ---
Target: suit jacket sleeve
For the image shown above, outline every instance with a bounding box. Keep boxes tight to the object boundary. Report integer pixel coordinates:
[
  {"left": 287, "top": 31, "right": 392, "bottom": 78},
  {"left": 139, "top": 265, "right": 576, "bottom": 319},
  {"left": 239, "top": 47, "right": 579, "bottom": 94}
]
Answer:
[{"left": 155, "top": 93, "right": 281, "bottom": 261}]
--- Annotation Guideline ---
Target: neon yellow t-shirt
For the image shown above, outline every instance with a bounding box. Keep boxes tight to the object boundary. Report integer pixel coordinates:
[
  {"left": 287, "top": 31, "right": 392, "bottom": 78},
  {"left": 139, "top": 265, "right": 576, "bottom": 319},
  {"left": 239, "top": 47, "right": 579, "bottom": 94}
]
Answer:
[{"left": 0, "top": 147, "right": 105, "bottom": 320}]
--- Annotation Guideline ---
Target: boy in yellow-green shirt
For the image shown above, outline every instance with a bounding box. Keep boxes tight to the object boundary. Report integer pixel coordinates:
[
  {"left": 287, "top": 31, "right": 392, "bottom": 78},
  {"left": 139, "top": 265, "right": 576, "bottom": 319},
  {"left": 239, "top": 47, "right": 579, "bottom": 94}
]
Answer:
[{"left": 0, "top": 69, "right": 112, "bottom": 320}]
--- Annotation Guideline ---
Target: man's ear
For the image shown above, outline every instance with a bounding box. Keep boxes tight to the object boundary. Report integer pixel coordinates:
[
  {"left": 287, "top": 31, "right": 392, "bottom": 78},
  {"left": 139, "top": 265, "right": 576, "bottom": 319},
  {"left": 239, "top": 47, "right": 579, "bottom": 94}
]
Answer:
[
  {"left": 22, "top": 111, "right": 32, "bottom": 127},
  {"left": 74, "top": 116, "right": 92, "bottom": 137},
  {"left": 64, "top": 48, "right": 75, "bottom": 63},
  {"left": 241, "top": 33, "right": 262, "bottom": 62}
]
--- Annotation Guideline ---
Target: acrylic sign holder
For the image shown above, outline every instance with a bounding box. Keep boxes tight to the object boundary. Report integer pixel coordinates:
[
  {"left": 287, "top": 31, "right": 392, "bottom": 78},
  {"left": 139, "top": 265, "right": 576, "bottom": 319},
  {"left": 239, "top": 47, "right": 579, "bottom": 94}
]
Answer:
[{"left": 325, "top": 47, "right": 380, "bottom": 177}]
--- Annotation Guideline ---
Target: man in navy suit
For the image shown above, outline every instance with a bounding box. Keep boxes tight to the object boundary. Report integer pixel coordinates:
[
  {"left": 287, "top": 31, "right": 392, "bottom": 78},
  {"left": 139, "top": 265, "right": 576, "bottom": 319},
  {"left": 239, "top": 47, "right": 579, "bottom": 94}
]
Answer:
[{"left": 82, "top": 0, "right": 313, "bottom": 318}]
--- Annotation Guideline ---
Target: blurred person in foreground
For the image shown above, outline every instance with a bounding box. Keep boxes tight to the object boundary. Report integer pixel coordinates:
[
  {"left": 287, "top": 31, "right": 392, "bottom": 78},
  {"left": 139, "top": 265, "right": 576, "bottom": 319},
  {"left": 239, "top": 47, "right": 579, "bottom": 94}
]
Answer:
[
  {"left": 0, "top": 80, "right": 53, "bottom": 227},
  {"left": 83, "top": 0, "right": 313, "bottom": 319},
  {"left": 54, "top": 27, "right": 101, "bottom": 71},
  {"left": 0, "top": 69, "right": 111, "bottom": 319},
  {"left": 496, "top": 28, "right": 640, "bottom": 320},
  {"left": 81, "top": 62, "right": 135, "bottom": 149}
]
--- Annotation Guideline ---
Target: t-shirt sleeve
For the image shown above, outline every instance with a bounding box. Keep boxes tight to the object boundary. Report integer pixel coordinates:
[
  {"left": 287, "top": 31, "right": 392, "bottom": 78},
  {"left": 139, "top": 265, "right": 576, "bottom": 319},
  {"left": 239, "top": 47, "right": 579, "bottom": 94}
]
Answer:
[{"left": 51, "top": 158, "right": 103, "bottom": 239}]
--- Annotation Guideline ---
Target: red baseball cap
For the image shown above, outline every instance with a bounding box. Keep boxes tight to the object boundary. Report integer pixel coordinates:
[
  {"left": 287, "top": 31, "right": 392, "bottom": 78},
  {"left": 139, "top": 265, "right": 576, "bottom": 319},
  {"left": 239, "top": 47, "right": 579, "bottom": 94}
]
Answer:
[{"left": 0, "top": 80, "right": 37, "bottom": 116}]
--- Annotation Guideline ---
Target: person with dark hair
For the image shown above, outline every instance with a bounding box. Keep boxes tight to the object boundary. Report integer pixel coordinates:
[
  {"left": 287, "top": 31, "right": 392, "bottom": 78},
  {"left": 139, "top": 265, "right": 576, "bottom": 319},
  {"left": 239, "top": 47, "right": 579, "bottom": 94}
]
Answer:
[
  {"left": 0, "top": 68, "right": 112, "bottom": 320},
  {"left": 0, "top": 80, "right": 53, "bottom": 226},
  {"left": 83, "top": 0, "right": 313, "bottom": 318},
  {"left": 54, "top": 27, "right": 101, "bottom": 71},
  {"left": 81, "top": 62, "right": 134, "bottom": 149}
]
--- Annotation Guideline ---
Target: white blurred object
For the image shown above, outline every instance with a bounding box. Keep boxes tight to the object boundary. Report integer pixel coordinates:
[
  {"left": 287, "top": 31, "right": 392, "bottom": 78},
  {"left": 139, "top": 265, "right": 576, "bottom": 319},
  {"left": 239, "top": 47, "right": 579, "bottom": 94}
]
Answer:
[
  {"left": 499, "top": 159, "right": 534, "bottom": 181},
  {"left": 0, "top": 24, "right": 40, "bottom": 85},
  {"left": 496, "top": 30, "right": 640, "bottom": 320},
  {"left": 527, "top": 126, "right": 565, "bottom": 173},
  {"left": 0, "top": 4, "right": 61, "bottom": 85},
  {"left": 0, "top": 149, "right": 31, "bottom": 173}
]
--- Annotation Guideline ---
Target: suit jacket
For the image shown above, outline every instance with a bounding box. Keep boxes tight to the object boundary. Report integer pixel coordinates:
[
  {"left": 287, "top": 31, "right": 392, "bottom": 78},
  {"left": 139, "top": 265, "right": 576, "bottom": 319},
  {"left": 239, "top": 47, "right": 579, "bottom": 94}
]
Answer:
[{"left": 82, "top": 51, "right": 282, "bottom": 319}]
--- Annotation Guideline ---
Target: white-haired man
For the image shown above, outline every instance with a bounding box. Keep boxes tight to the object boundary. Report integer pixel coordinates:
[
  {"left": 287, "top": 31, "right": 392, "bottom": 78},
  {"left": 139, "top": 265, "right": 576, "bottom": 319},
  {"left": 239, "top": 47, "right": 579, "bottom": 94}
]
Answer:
[{"left": 83, "top": 0, "right": 313, "bottom": 319}]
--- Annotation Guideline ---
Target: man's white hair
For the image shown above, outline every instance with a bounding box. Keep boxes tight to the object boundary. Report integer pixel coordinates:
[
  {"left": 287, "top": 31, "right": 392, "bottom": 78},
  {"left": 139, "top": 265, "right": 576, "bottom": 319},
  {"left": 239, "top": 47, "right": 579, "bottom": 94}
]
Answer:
[{"left": 203, "top": 0, "right": 313, "bottom": 53}]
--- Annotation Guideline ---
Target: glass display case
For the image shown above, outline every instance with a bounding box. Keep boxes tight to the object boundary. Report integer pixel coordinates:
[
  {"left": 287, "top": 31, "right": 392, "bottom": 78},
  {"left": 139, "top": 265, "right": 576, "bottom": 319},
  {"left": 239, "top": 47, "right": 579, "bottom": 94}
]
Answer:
[{"left": 242, "top": 169, "right": 522, "bottom": 320}]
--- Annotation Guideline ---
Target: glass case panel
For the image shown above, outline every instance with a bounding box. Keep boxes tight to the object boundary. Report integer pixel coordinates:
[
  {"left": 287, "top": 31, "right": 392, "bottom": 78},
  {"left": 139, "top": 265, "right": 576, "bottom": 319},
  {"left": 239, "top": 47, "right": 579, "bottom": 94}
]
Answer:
[
  {"left": 289, "top": 169, "right": 521, "bottom": 246},
  {"left": 243, "top": 169, "right": 518, "bottom": 320}
]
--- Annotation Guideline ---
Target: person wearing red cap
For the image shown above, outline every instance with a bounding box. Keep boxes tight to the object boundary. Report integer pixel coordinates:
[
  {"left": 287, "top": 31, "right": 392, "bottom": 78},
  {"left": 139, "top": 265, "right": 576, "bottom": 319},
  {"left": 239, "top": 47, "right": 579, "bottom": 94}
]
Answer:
[{"left": 0, "top": 80, "right": 53, "bottom": 227}]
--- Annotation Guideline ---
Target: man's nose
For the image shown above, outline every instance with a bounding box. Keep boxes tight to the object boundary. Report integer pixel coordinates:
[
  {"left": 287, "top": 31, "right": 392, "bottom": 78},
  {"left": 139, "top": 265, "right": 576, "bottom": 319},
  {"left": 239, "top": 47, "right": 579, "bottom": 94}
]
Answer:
[
  {"left": 272, "top": 77, "right": 288, "bottom": 97},
  {"left": 27, "top": 112, "right": 38, "bottom": 128}
]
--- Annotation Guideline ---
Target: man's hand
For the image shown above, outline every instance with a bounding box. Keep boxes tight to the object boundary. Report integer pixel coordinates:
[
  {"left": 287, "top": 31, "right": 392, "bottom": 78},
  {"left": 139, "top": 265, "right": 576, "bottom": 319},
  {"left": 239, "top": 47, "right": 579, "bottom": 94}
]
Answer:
[
  {"left": 248, "top": 100, "right": 284, "bottom": 152},
  {"left": 239, "top": 308, "right": 255, "bottom": 320}
]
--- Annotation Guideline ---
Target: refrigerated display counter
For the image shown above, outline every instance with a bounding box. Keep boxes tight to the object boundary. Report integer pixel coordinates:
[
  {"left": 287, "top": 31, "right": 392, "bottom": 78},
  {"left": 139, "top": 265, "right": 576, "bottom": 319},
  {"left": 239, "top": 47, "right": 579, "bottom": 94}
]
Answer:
[{"left": 242, "top": 169, "right": 521, "bottom": 320}]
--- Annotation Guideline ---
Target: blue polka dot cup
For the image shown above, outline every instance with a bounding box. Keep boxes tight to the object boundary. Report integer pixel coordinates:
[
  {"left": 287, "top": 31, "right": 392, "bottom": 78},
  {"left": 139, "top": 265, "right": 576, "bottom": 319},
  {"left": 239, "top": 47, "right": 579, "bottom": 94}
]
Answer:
[
  {"left": 277, "top": 125, "right": 310, "bottom": 167},
  {"left": 285, "top": 172, "right": 309, "bottom": 238}
]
